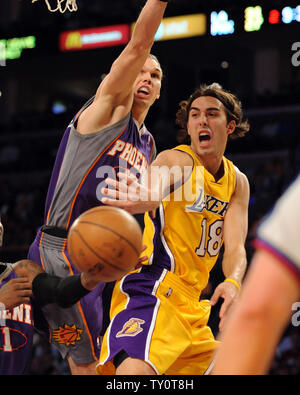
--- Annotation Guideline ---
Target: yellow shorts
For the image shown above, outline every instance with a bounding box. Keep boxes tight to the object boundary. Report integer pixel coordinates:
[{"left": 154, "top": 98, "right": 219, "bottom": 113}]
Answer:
[{"left": 97, "top": 266, "right": 218, "bottom": 375}]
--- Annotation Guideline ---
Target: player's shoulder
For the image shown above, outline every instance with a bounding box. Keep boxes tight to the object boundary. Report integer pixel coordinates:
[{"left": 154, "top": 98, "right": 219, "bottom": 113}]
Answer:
[
  {"left": 233, "top": 165, "right": 248, "bottom": 184},
  {"left": 154, "top": 146, "right": 194, "bottom": 168},
  {"left": 232, "top": 165, "right": 250, "bottom": 196}
]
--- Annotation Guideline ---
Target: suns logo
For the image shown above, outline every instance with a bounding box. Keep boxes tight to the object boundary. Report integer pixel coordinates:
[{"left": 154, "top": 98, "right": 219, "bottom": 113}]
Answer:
[
  {"left": 116, "top": 318, "right": 145, "bottom": 338},
  {"left": 52, "top": 324, "right": 83, "bottom": 346}
]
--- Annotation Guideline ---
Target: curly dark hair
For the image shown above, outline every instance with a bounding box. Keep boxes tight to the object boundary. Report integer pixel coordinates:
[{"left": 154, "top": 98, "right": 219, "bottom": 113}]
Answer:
[{"left": 176, "top": 83, "right": 250, "bottom": 140}]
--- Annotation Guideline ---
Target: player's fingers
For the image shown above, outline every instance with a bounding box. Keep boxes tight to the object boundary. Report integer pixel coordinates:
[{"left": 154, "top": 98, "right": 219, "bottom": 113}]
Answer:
[
  {"left": 101, "top": 187, "right": 117, "bottom": 198},
  {"left": 12, "top": 278, "right": 32, "bottom": 289},
  {"left": 19, "top": 289, "right": 33, "bottom": 298},
  {"left": 219, "top": 296, "right": 233, "bottom": 319},
  {"left": 105, "top": 177, "right": 128, "bottom": 193},
  {"left": 117, "top": 171, "right": 138, "bottom": 185},
  {"left": 101, "top": 196, "right": 129, "bottom": 207},
  {"left": 218, "top": 298, "right": 234, "bottom": 331},
  {"left": 10, "top": 277, "right": 29, "bottom": 283},
  {"left": 127, "top": 189, "right": 142, "bottom": 202},
  {"left": 135, "top": 256, "right": 148, "bottom": 270},
  {"left": 219, "top": 301, "right": 227, "bottom": 319},
  {"left": 149, "top": 209, "right": 157, "bottom": 218},
  {"left": 138, "top": 255, "right": 148, "bottom": 263},
  {"left": 101, "top": 187, "right": 129, "bottom": 201},
  {"left": 209, "top": 287, "right": 222, "bottom": 306}
]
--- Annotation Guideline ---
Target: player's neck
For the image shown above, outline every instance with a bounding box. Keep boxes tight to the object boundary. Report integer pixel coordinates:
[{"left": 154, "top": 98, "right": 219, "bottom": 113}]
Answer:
[
  {"left": 197, "top": 154, "right": 224, "bottom": 181},
  {"left": 132, "top": 106, "right": 149, "bottom": 133},
  {"left": 133, "top": 120, "right": 146, "bottom": 135}
]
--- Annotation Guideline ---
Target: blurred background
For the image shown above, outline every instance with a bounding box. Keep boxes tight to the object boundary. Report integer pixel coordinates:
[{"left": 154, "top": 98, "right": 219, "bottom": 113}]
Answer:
[{"left": 0, "top": 0, "right": 300, "bottom": 375}]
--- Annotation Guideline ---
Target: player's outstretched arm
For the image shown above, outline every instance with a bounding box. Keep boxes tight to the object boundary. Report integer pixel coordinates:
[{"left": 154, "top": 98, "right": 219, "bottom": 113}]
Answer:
[
  {"left": 77, "top": 0, "right": 168, "bottom": 134},
  {"left": 101, "top": 149, "right": 193, "bottom": 214},
  {"left": 13, "top": 259, "right": 94, "bottom": 308},
  {"left": 99, "top": 0, "right": 168, "bottom": 99}
]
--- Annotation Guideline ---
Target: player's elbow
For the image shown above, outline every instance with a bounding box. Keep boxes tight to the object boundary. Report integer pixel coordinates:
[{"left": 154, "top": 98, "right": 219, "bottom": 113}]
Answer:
[{"left": 128, "top": 39, "right": 154, "bottom": 57}]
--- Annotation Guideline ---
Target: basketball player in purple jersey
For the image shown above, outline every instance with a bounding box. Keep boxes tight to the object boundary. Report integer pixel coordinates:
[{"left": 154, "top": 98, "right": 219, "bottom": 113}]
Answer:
[
  {"left": 27, "top": 0, "right": 169, "bottom": 375},
  {"left": 0, "top": 215, "right": 34, "bottom": 375},
  {"left": 0, "top": 264, "right": 36, "bottom": 375}
]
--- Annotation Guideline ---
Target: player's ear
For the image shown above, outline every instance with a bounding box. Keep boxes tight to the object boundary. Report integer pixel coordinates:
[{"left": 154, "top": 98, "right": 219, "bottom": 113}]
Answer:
[
  {"left": 156, "top": 84, "right": 161, "bottom": 100},
  {"left": 227, "top": 120, "right": 236, "bottom": 136}
]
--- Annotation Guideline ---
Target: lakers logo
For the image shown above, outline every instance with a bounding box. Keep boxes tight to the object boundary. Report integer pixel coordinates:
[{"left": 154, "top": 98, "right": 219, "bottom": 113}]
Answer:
[
  {"left": 116, "top": 318, "right": 145, "bottom": 338},
  {"left": 52, "top": 324, "right": 83, "bottom": 346}
]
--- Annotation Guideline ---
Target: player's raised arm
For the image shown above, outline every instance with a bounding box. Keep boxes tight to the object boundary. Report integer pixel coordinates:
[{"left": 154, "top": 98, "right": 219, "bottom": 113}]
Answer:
[
  {"left": 99, "top": 0, "right": 168, "bottom": 99},
  {"left": 77, "top": 0, "right": 168, "bottom": 134}
]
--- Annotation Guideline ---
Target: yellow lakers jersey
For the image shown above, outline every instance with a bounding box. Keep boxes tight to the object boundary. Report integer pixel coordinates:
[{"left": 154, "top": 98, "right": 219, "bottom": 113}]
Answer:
[{"left": 143, "top": 144, "right": 237, "bottom": 294}]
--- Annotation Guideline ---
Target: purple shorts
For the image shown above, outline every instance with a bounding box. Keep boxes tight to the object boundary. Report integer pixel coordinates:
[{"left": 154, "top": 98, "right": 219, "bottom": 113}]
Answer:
[{"left": 28, "top": 228, "right": 106, "bottom": 364}]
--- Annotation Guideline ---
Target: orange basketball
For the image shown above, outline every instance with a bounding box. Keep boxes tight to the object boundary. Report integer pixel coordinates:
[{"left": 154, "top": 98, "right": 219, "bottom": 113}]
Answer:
[{"left": 67, "top": 206, "right": 143, "bottom": 282}]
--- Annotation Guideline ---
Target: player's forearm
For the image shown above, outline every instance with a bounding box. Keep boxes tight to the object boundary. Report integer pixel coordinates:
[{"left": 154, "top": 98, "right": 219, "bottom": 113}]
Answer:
[
  {"left": 130, "top": 0, "right": 167, "bottom": 50},
  {"left": 222, "top": 246, "right": 247, "bottom": 286},
  {"left": 32, "top": 273, "right": 91, "bottom": 308}
]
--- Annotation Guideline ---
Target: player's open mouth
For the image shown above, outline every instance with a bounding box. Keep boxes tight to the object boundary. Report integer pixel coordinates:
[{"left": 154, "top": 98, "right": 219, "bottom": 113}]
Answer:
[
  {"left": 137, "top": 87, "right": 150, "bottom": 96},
  {"left": 199, "top": 132, "right": 211, "bottom": 142}
]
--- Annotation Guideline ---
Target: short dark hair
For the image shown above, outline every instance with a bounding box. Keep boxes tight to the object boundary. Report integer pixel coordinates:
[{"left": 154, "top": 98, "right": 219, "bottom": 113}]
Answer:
[{"left": 176, "top": 83, "right": 250, "bottom": 140}]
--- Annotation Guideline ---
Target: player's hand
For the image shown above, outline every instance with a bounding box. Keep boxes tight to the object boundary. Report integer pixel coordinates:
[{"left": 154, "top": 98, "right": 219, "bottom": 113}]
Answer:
[
  {"left": 101, "top": 172, "right": 159, "bottom": 215},
  {"left": 210, "top": 280, "right": 240, "bottom": 331},
  {"left": 0, "top": 278, "right": 32, "bottom": 310}
]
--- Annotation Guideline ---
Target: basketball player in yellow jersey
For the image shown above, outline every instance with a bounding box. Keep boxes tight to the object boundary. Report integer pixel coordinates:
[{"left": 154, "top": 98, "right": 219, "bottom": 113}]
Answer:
[{"left": 100, "top": 83, "right": 251, "bottom": 375}]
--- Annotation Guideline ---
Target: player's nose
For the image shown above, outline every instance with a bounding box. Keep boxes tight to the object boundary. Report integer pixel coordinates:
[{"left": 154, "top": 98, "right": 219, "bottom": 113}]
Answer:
[
  {"left": 198, "top": 114, "right": 208, "bottom": 126},
  {"left": 143, "top": 72, "right": 152, "bottom": 83}
]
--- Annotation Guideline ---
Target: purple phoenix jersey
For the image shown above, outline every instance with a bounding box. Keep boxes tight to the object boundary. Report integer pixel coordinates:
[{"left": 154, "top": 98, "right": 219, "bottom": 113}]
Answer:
[
  {"left": 0, "top": 264, "right": 35, "bottom": 375},
  {"left": 43, "top": 96, "right": 156, "bottom": 231},
  {"left": 26, "top": 97, "right": 156, "bottom": 363}
]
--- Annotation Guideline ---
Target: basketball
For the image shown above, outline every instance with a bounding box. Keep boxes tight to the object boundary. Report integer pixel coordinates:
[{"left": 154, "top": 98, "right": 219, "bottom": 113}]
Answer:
[{"left": 67, "top": 206, "right": 143, "bottom": 282}]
